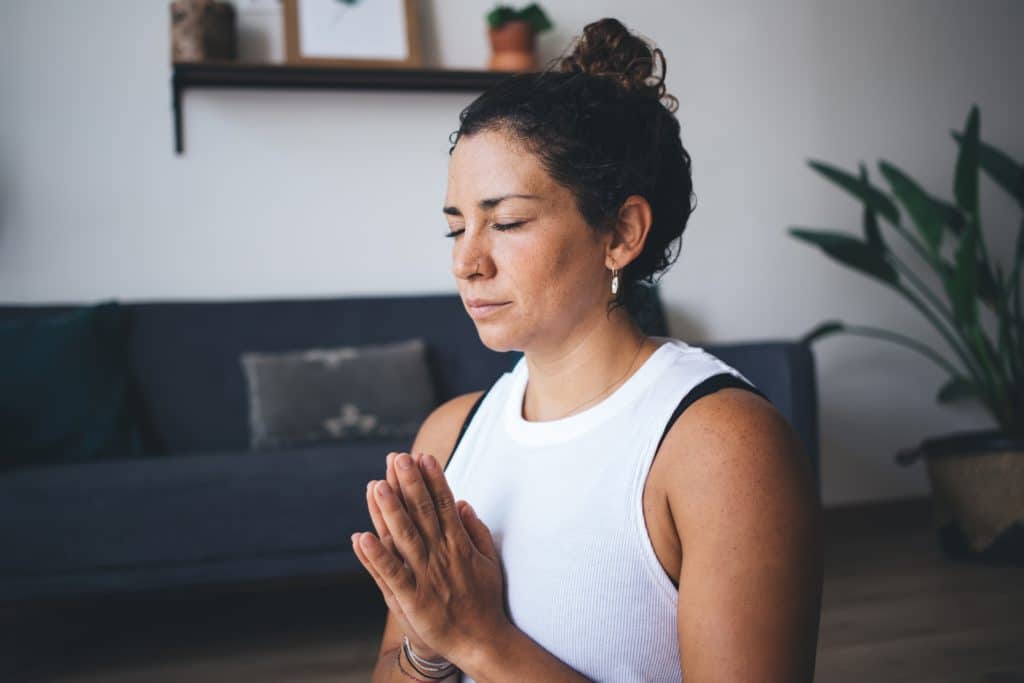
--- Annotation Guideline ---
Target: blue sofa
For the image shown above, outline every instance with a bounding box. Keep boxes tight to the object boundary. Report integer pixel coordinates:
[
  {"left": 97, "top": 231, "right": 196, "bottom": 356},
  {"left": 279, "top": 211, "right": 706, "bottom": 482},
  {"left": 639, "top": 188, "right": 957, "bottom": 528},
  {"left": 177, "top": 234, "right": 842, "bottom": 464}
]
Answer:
[{"left": 0, "top": 292, "right": 819, "bottom": 603}]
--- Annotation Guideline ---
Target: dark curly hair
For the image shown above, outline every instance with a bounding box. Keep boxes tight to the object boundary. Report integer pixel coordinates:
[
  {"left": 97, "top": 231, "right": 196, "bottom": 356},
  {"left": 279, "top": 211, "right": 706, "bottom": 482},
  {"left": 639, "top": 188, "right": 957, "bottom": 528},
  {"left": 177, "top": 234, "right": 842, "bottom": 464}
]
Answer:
[{"left": 448, "top": 17, "right": 694, "bottom": 318}]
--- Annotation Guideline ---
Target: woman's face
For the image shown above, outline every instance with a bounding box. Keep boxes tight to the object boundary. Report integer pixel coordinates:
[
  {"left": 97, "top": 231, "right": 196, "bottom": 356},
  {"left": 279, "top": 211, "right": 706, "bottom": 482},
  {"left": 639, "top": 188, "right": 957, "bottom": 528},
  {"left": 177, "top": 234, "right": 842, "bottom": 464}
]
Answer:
[{"left": 444, "top": 129, "right": 610, "bottom": 353}]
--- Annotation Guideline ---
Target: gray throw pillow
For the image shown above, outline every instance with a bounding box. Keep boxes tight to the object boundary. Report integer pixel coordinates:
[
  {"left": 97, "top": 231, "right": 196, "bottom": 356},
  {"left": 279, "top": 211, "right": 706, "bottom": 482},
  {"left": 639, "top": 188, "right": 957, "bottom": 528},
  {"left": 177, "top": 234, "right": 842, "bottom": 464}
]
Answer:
[{"left": 240, "top": 338, "right": 436, "bottom": 451}]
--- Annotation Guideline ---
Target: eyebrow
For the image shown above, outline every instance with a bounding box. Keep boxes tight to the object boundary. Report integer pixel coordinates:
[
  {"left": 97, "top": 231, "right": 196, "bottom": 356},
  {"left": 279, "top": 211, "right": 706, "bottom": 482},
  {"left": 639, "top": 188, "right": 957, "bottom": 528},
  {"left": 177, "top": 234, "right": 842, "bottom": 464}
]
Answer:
[{"left": 442, "top": 194, "right": 540, "bottom": 216}]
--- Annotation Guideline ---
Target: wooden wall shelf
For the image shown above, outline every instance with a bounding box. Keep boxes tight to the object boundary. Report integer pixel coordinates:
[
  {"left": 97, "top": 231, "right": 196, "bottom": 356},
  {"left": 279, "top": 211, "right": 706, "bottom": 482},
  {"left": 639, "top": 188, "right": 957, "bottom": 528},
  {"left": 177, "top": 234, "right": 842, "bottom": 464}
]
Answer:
[{"left": 171, "top": 62, "right": 514, "bottom": 154}]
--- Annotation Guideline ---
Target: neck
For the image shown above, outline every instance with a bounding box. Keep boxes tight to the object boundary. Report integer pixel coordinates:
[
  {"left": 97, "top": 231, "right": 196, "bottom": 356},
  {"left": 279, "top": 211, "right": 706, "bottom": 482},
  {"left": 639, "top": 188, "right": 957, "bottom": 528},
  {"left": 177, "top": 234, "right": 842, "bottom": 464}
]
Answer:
[{"left": 520, "top": 307, "right": 661, "bottom": 422}]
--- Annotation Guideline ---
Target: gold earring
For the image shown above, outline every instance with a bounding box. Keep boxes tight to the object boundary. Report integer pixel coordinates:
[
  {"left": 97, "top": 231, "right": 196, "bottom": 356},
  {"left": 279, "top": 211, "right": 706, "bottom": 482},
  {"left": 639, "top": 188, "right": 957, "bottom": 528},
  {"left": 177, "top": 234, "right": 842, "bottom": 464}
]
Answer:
[{"left": 611, "top": 267, "right": 619, "bottom": 295}]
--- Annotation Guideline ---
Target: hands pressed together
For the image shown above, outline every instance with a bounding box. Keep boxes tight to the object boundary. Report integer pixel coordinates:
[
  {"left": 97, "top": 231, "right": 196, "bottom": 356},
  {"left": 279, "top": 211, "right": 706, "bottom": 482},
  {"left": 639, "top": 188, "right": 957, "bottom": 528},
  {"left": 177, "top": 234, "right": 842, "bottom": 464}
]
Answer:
[{"left": 351, "top": 451, "right": 511, "bottom": 668}]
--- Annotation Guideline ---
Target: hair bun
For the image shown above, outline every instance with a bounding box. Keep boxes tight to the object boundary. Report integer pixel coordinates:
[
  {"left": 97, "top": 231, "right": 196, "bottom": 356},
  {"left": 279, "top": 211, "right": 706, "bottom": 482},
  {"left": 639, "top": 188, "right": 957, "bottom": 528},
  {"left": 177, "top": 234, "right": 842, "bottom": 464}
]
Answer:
[{"left": 557, "top": 18, "right": 677, "bottom": 112}]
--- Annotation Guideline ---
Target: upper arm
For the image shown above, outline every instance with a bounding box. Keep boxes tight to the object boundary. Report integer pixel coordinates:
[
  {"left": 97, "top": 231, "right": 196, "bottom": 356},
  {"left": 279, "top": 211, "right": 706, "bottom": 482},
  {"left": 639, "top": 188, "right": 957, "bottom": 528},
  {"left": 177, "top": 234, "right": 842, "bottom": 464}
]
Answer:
[
  {"left": 374, "top": 390, "right": 486, "bottom": 660},
  {"left": 663, "top": 389, "right": 824, "bottom": 682}
]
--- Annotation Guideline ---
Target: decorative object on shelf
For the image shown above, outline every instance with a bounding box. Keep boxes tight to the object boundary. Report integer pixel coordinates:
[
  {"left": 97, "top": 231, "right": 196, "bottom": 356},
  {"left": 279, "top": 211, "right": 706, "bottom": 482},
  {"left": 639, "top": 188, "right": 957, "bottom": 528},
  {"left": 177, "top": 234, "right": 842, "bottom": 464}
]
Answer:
[
  {"left": 788, "top": 105, "right": 1024, "bottom": 565},
  {"left": 170, "top": 0, "right": 237, "bottom": 62},
  {"left": 282, "top": 0, "right": 422, "bottom": 68},
  {"left": 486, "top": 3, "right": 552, "bottom": 72}
]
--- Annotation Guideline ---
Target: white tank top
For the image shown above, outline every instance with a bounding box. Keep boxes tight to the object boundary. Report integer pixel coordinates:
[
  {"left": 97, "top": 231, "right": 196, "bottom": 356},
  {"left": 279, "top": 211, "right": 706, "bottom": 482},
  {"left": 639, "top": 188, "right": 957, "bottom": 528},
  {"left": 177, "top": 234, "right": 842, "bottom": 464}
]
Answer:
[{"left": 445, "top": 336, "right": 760, "bottom": 682}]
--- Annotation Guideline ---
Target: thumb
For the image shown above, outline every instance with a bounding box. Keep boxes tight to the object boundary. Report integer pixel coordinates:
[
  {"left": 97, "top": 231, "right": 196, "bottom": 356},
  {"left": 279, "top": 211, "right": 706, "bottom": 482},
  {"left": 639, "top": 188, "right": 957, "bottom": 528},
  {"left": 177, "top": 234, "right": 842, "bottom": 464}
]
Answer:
[{"left": 459, "top": 501, "right": 499, "bottom": 562}]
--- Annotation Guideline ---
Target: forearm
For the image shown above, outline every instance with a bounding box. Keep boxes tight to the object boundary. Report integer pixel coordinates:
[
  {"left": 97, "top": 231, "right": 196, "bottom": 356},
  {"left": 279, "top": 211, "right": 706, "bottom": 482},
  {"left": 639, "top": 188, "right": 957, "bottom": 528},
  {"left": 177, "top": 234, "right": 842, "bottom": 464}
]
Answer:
[
  {"left": 452, "top": 626, "right": 591, "bottom": 683},
  {"left": 372, "top": 646, "right": 459, "bottom": 683}
]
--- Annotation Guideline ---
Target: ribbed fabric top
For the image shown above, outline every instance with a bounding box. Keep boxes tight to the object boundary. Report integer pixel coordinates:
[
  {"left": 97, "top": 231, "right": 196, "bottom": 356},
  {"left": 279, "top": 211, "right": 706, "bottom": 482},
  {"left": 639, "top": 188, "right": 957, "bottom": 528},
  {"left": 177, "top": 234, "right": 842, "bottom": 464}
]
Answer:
[{"left": 445, "top": 336, "right": 759, "bottom": 682}]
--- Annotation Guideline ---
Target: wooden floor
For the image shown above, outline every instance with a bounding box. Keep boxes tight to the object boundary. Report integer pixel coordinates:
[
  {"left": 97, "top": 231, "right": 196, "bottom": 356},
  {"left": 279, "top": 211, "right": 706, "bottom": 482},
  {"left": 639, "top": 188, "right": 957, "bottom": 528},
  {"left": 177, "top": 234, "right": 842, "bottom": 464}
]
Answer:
[{"left": 2, "top": 497, "right": 1022, "bottom": 682}]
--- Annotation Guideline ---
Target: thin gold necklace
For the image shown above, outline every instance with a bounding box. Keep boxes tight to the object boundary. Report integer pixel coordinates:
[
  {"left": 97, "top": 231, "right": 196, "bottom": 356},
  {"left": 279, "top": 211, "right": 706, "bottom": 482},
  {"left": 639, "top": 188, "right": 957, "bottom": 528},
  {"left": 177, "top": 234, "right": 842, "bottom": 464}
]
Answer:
[{"left": 551, "top": 335, "right": 648, "bottom": 420}]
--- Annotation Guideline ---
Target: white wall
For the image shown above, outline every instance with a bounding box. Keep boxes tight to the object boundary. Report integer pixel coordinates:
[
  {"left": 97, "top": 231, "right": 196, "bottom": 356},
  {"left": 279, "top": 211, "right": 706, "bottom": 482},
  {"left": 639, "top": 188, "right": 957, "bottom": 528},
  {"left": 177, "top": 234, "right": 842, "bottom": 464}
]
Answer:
[{"left": 1, "top": 0, "right": 1021, "bottom": 506}]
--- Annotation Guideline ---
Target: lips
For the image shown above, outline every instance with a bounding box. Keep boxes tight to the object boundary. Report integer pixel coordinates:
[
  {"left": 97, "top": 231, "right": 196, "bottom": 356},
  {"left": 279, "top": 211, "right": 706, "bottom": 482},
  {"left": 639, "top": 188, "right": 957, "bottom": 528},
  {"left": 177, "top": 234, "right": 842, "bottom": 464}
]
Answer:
[
  {"left": 465, "top": 300, "right": 511, "bottom": 319},
  {"left": 466, "top": 298, "right": 509, "bottom": 307}
]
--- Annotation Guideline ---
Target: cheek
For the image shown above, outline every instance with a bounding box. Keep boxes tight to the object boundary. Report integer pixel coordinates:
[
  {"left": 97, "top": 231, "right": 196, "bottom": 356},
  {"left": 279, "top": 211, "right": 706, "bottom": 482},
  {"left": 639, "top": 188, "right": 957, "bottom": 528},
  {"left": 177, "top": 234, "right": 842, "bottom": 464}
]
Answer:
[
  {"left": 502, "top": 235, "right": 568, "bottom": 290},
  {"left": 511, "top": 237, "right": 592, "bottom": 307}
]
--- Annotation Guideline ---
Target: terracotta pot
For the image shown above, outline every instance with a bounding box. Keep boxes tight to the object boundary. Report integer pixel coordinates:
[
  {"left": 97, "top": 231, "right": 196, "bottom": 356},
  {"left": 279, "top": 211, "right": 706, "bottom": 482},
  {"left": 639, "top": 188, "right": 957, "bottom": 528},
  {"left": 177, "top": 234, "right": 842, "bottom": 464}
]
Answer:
[
  {"left": 897, "top": 429, "right": 1024, "bottom": 565},
  {"left": 488, "top": 19, "right": 537, "bottom": 72}
]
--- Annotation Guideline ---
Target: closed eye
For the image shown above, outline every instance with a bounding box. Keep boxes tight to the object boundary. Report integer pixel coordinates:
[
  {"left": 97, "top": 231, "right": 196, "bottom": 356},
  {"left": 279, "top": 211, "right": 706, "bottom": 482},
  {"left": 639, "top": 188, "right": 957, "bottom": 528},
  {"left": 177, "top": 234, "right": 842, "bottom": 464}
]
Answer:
[{"left": 445, "top": 221, "right": 525, "bottom": 239}]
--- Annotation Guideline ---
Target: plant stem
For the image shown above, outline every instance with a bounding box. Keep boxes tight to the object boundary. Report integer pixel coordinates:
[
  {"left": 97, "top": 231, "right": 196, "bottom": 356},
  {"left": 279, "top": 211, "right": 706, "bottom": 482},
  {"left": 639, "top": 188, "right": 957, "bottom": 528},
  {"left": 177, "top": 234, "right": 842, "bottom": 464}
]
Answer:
[
  {"left": 838, "top": 324, "right": 966, "bottom": 379},
  {"left": 888, "top": 253, "right": 956, "bottom": 327},
  {"left": 1010, "top": 217, "right": 1024, "bottom": 368},
  {"left": 881, "top": 247, "right": 985, "bottom": 382},
  {"left": 890, "top": 278, "right": 999, "bottom": 410},
  {"left": 883, "top": 217, "right": 1009, "bottom": 410}
]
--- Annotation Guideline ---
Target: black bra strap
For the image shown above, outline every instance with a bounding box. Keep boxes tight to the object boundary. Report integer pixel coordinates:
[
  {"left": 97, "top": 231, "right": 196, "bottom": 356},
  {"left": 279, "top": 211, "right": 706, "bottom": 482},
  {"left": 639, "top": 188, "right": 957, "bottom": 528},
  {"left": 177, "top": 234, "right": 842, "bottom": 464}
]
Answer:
[
  {"left": 654, "top": 373, "right": 770, "bottom": 455},
  {"left": 444, "top": 386, "right": 492, "bottom": 472}
]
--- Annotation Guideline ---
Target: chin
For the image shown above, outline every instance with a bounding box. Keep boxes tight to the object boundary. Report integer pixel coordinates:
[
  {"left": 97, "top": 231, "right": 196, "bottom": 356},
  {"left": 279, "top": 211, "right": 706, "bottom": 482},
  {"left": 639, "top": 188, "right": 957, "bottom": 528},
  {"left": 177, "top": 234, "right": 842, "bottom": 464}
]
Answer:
[{"left": 473, "top": 326, "right": 521, "bottom": 354}]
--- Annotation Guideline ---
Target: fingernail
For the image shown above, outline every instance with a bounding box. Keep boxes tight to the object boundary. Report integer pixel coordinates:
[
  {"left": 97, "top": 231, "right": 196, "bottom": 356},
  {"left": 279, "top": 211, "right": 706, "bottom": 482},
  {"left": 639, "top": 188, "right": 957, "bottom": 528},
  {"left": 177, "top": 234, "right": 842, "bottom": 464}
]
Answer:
[
  {"left": 366, "top": 480, "right": 374, "bottom": 492},
  {"left": 425, "top": 454, "right": 438, "bottom": 471},
  {"left": 351, "top": 532, "right": 359, "bottom": 543},
  {"left": 397, "top": 453, "right": 412, "bottom": 470},
  {"left": 386, "top": 453, "right": 394, "bottom": 468},
  {"left": 375, "top": 481, "right": 392, "bottom": 497}
]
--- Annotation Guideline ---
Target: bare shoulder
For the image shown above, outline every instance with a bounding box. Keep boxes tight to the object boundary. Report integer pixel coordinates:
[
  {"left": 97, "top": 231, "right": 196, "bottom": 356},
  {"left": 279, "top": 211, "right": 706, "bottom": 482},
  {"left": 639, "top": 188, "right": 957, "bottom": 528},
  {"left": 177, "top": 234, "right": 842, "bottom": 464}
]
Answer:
[
  {"left": 657, "top": 387, "right": 824, "bottom": 681},
  {"left": 410, "top": 390, "right": 486, "bottom": 471},
  {"left": 658, "top": 387, "right": 821, "bottom": 542}
]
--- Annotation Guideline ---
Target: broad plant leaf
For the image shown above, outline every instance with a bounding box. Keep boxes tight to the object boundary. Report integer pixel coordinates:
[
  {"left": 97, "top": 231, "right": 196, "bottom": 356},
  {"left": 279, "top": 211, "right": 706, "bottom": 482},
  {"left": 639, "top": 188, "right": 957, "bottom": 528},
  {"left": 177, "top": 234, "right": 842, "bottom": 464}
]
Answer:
[
  {"left": 940, "top": 257, "right": 1002, "bottom": 310},
  {"left": 518, "top": 4, "right": 553, "bottom": 33},
  {"left": 952, "top": 131, "right": 1024, "bottom": 207},
  {"left": 932, "top": 197, "right": 966, "bottom": 237},
  {"left": 879, "top": 160, "right": 944, "bottom": 255},
  {"left": 808, "top": 160, "right": 900, "bottom": 225},
  {"left": 953, "top": 106, "right": 980, "bottom": 218},
  {"left": 946, "top": 218, "right": 980, "bottom": 326},
  {"left": 789, "top": 228, "right": 899, "bottom": 288},
  {"left": 859, "top": 164, "right": 885, "bottom": 250}
]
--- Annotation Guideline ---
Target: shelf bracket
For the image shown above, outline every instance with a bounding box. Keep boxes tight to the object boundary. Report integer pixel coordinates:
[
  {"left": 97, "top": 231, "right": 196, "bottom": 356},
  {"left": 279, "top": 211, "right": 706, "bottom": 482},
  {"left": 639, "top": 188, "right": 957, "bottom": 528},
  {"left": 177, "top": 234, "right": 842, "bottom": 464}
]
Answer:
[{"left": 172, "top": 71, "right": 184, "bottom": 155}]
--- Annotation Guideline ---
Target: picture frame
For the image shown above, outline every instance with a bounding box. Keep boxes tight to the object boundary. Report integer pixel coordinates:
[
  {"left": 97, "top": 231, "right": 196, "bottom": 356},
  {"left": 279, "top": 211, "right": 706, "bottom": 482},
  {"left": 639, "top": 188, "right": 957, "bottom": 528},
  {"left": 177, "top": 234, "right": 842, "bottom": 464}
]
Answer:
[{"left": 282, "top": 0, "right": 423, "bottom": 68}]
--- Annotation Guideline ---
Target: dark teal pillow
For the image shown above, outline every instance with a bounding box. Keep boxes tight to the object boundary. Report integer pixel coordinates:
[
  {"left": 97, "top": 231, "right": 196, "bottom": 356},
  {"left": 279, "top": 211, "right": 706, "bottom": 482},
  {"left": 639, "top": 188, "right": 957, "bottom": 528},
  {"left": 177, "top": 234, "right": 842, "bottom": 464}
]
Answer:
[{"left": 0, "top": 300, "right": 142, "bottom": 470}]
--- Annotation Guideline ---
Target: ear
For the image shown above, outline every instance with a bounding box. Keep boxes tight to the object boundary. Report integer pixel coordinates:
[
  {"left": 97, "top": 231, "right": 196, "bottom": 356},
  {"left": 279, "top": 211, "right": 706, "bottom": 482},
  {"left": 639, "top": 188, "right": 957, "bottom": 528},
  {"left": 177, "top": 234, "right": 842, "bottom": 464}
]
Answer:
[{"left": 606, "top": 194, "right": 652, "bottom": 271}]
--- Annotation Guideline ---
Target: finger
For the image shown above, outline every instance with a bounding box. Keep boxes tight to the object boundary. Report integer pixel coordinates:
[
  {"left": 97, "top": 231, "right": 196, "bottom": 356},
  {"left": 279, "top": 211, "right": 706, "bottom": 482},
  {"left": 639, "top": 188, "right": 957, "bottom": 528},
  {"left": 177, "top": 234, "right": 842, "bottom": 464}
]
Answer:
[
  {"left": 393, "top": 452, "right": 443, "bottom": 543},
  {"left": 459, "top": 501, "right": 500, "bottom": 562},
  {"left": 373, "top": 480, "right": 428, "bottom": 570},
  {"left": 418, "top": 453, "right": 472, "bottom": 549},
  {"left": 367, "top": 481, "right": 405, "bottom": 564},
  {"left": 351, "top": 531, "right": 400, "bottom": 607},
  {"left": 356, "top": 529, "right": 416, "bottom": 603},
  {"left": 352, "top": 532, "right": 415, "bottom": 621},
  {"left": 385, "top": 453, "right": 407, "bottom": 508}
]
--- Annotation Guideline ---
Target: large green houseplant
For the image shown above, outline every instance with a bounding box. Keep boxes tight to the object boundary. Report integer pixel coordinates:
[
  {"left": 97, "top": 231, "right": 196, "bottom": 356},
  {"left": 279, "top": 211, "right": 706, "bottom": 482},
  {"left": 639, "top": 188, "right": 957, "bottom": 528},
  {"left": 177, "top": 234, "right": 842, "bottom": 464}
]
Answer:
[{"left": 789, "top": 105, "right": 1023, "bottom": 564}]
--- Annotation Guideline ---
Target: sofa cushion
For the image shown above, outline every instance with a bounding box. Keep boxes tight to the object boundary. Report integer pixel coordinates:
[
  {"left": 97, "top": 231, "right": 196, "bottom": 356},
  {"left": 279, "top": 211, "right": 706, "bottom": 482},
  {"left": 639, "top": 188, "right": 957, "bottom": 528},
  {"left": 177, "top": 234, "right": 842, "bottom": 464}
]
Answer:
[
  {"left": 0, "top": 441, "right": 409, "bottom": 579},
  {"left": 0, "top": 300, "right": 142, "bottom": 471},
  {"left": 240, "top": 338, "right": 436, "bottom": 450}
]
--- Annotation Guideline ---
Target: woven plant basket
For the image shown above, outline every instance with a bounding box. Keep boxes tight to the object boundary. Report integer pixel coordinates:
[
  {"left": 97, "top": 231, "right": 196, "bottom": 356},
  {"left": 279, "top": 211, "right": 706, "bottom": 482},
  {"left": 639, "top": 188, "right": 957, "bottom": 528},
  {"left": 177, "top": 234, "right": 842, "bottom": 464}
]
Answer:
[{"left": 897, "top": 430, "right": 1024, "bottom": 565}]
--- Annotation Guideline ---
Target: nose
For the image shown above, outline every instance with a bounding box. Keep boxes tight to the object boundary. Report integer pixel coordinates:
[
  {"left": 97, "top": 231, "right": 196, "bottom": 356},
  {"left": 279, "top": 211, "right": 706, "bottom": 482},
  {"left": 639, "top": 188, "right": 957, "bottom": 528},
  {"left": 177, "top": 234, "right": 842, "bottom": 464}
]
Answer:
[{"left": 452, "top": 227, "right": 493, "bottom": 281}]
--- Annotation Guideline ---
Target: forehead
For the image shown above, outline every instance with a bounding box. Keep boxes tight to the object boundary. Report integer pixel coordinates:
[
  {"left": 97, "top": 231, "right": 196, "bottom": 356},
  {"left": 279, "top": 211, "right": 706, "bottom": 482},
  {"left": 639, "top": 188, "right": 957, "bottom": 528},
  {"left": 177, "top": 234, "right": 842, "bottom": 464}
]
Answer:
[{"left": 446, "top": 129, "right": 553, "bottom": 201}]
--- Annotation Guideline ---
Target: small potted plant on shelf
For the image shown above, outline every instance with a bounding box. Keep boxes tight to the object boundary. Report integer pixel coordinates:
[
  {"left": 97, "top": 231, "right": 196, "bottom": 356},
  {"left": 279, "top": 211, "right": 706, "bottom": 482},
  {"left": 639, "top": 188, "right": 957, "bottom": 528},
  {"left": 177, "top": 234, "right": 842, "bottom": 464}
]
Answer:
[
  {"left": 788, "top": 105, "right": 1024, "bottom": 565},
  {"left": 486, "top": 3, "right": 553, "bottom": 72}
]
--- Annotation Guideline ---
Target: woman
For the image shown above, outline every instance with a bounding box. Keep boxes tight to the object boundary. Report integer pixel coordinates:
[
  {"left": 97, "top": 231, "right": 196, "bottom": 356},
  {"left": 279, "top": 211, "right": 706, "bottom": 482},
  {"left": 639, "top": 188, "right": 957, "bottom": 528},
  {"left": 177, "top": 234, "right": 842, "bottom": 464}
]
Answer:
[{"left": 351, "top": 17, "right": 823, "bottom": 682}]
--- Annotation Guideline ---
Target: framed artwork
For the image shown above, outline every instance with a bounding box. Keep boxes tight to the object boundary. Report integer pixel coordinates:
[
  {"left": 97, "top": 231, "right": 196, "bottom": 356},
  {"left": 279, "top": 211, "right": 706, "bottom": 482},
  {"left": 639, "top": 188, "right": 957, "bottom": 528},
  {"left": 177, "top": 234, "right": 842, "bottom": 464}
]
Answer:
[{"left": 282, "top": 0, "right": 423, "bottom": 68}]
